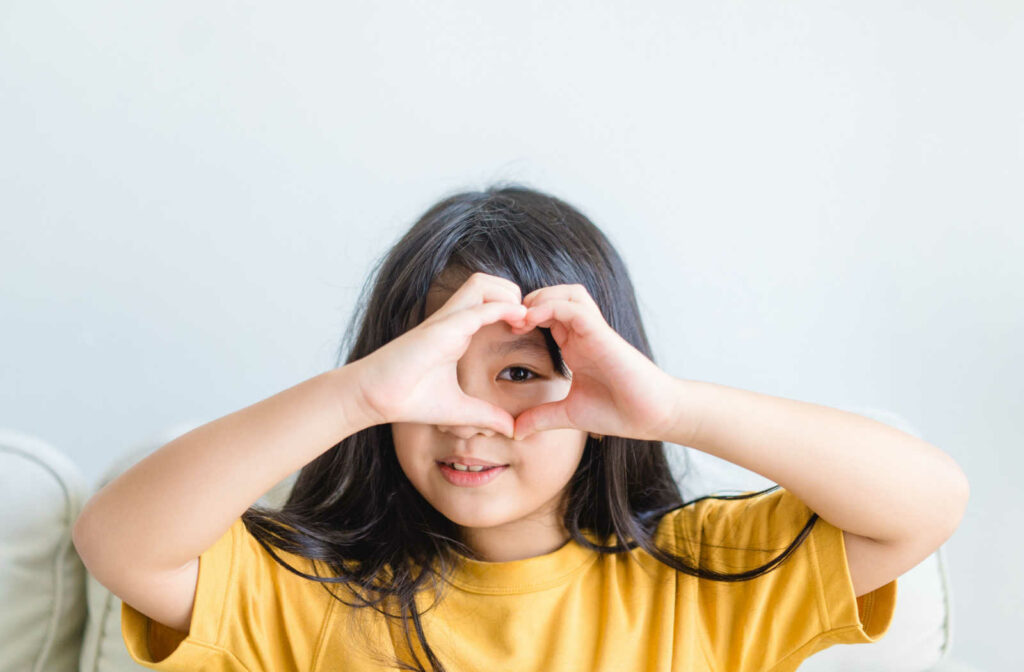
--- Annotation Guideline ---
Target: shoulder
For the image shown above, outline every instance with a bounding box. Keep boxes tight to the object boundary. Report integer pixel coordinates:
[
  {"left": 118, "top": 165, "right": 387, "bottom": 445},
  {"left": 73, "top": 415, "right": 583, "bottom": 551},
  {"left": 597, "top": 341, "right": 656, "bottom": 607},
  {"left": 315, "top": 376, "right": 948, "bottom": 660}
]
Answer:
[
  {"left": 654, "top": 486, "right": 812, "bottom": 558},
  {"left": 233, "top": 517, "right": 356, "bottom": 602},
  {"left": 122, "top": 517, "right": 343, "bottom": 670},
  {"left": 658, "top": 487, "right": 897, "bottom": 670}
]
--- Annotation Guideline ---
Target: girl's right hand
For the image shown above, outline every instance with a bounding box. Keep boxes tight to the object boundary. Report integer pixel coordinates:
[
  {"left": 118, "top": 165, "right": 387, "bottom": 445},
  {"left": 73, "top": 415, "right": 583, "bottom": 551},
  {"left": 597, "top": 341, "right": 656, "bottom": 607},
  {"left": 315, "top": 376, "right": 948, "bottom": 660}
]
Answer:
[{"left": 350, "top": 272, "right": 529, "bottom": 438}]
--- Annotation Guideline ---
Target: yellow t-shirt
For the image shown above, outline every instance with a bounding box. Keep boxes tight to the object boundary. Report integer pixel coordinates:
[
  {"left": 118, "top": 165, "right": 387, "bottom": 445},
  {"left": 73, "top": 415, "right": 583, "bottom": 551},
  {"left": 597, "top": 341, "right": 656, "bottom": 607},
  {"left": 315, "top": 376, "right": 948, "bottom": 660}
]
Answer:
[{"left": 122, "top": 487, "right": 897, "bottom": 671}]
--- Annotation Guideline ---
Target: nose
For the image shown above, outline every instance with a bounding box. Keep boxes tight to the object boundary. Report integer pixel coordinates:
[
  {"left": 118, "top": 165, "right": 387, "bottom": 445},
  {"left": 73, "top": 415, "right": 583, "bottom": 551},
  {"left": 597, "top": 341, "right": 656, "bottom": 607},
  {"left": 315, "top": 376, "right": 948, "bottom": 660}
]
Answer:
[{"left": 437, "top": 424, "right": 498, "bottom": 439}]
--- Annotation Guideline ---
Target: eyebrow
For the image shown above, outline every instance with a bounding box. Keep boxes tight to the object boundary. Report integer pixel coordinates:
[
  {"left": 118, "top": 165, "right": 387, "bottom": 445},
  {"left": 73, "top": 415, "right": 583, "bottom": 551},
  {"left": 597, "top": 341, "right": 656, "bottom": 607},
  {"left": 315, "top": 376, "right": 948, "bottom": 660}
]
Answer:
[{"left": 490, "top": 336, "right": 551, "bottom": 359}]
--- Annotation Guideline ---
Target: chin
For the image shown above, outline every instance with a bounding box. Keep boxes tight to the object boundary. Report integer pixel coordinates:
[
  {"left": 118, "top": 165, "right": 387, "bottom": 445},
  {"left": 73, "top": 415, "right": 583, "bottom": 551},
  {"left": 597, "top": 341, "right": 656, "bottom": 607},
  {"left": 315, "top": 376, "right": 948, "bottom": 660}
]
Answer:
[{"left": 436, "top": 504, "right": 511, "bottom": 529}]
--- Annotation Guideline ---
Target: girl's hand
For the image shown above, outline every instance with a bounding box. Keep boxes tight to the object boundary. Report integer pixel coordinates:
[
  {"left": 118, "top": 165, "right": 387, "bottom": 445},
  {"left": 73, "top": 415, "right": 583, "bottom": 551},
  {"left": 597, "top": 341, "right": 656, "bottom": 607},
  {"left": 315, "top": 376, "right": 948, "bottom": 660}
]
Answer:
[
  {"left": 508, "top": 284, "right": 681, "bottom": 442},
  {"left": 351, "top": 272, "right": 528, "bottom": 438}
]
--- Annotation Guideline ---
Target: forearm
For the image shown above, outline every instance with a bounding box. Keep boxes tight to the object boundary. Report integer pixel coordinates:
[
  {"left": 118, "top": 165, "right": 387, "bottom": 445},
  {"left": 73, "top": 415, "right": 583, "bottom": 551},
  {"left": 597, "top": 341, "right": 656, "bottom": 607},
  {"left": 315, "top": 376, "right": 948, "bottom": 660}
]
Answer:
[
  {"left": 73, "top": 362, "right": 378, "bottom": 576},
  {"left": 663, "top": 377, "right": 969, "bottom": 543}
]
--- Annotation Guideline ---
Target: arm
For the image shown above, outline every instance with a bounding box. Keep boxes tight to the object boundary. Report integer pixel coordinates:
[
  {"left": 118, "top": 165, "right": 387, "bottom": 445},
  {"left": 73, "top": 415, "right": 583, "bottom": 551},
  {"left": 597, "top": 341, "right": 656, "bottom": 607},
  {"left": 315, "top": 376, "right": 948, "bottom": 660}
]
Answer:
[
  {"left": 72, "top": 361, "right": 378, "bottom": 587},
  {"left": 661, "top": 378, "right": 969, "bottom": 595},
  {"left": 504, "top": 283, "right": 969, "bottom": 597}
]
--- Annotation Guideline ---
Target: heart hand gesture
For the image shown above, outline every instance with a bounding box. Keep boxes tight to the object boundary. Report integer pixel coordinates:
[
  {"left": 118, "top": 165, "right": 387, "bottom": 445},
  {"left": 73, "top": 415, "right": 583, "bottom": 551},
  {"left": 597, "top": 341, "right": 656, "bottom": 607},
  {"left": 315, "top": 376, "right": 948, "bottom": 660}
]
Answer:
[
  {"left": 351, "top": 272, "right": 528, "bottom": 438},
  {"left": 508, "top": 283, "right": 681, "bottom": 442}
]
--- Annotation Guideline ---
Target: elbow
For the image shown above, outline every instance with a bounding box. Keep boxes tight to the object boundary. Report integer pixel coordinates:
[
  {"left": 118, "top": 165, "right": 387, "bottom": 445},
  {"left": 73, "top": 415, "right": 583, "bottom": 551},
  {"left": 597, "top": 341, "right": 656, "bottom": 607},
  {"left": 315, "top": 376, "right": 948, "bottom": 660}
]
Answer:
[
  {"left": 72, "top": 507, "right": 111, "bottom": 579},
  {"left": 71, "top": 511, "right": 97, "bottom": 567},
  {"left": 935, "top": 446, "right": 970, "bottom": 532},
  {"left": 72, "top": 514, "right": 122, "bottom": 594},
  {"left": 939, "top": 467, "right": 970, "bottom": 541},
  {"left": 953, "top": 469, "right": 970, "bottom": 525}
]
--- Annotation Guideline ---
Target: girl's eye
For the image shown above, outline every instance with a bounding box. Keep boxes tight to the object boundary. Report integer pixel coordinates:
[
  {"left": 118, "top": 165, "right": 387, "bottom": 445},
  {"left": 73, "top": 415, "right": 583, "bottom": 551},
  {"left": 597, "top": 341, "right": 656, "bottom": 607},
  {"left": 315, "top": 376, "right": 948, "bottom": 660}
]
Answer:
[{"left": 498, "top": 366, "right": 539, "bottom": 383}]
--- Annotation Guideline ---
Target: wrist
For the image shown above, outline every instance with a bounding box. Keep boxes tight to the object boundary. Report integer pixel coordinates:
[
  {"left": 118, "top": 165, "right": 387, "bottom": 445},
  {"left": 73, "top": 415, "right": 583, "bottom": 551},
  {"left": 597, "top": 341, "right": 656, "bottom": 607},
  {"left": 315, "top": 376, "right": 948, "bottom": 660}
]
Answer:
[
  {"left": 657, "top": 376, "right": 705, "bottom": 447},
  {"left": 331, "top": 359, "right": 387, "bottom": 434}
]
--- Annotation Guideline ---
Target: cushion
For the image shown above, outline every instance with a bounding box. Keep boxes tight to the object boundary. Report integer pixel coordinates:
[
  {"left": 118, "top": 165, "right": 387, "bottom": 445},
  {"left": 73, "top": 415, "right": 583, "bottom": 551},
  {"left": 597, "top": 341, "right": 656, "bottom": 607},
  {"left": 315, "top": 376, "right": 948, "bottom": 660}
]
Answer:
[{"left": 0, "top": 429, "right": 89, "bottom": 672}]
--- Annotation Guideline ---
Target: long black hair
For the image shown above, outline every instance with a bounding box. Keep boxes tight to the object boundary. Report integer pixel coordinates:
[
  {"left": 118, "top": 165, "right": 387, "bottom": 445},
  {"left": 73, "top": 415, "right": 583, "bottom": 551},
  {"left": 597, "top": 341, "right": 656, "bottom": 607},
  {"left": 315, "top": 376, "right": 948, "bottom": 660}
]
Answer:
[{"left": 241, "top": 183, "right": 817, "bottom": 672}]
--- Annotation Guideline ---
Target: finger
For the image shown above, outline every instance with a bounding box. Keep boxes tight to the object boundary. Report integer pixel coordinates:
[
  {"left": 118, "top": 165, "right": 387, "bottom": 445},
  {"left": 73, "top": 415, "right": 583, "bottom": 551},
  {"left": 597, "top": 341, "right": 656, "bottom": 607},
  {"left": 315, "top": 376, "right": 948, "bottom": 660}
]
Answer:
[
  {"left": 430, "top": 272, "right": 522, "bottom": 321},
  {"left": 518, "top": 299, "right": 598, "bottom": 338},
  {"left": 513, "top": 399, "right": 573, "bottom": 440},
  {"left": 452, "top": 394, "right": 516, "bottom": 438},
  {"left": 445, "top": 300, "right": 528, "bottom": 337},
  {"left": 522, "top": 283, "right": 599, "bottom": 311}
]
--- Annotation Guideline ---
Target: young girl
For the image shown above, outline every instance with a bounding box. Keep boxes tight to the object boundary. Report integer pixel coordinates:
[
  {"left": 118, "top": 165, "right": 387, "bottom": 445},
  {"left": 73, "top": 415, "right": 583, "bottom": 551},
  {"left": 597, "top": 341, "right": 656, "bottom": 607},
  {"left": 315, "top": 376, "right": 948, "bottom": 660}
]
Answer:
[{"left": 73, "top": 185, "right": 968, "bottom": 672}]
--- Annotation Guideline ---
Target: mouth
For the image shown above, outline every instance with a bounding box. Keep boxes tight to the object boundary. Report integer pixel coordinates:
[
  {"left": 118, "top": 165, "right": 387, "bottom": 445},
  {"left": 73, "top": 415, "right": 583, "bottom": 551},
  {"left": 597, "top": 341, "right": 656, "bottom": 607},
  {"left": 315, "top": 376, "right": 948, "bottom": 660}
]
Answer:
[
  {"left": 437, "top": 461, "right": 509, "bottom": 487},
  {"left": 435, "top": 460, "right": 509, "bottom": 472}
]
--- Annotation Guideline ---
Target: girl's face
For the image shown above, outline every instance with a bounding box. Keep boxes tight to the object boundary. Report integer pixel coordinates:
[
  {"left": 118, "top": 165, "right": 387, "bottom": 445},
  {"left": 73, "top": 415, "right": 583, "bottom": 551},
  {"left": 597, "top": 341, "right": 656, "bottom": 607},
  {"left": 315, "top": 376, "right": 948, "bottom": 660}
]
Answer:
[{"left": 391, "top": 276, "right": 588, "bottom": 561}]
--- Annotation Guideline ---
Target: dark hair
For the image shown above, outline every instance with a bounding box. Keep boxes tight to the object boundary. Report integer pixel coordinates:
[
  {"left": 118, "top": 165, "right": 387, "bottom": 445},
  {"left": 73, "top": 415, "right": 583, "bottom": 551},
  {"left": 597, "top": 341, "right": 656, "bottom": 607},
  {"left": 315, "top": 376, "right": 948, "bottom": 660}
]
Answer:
[{"left": 241, "top": 183, "right": 817, "bottom": 672}]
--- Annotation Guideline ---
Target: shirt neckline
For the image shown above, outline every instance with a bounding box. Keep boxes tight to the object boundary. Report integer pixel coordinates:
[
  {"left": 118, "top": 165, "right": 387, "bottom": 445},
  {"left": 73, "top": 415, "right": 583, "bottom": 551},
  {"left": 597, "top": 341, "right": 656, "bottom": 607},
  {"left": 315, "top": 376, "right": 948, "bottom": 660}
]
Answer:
[{"left": 444, "top": 530, "right": 606, "bottom": 594}]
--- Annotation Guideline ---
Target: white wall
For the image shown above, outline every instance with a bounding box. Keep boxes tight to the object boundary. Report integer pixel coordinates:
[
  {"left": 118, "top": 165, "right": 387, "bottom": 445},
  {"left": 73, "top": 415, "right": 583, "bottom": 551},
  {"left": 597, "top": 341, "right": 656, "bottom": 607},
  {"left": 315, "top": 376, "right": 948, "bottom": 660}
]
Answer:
[{"left": 1, "top": 1, "right": 1019, "bottom": 667}]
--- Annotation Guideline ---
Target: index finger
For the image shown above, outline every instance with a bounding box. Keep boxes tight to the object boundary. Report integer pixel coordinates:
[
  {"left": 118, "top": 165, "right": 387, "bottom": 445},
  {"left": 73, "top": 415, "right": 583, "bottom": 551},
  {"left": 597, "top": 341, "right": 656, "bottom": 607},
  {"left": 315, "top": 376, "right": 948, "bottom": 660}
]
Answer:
[{"left": 428, "top": 271, "right": 523, "bottom": 322}]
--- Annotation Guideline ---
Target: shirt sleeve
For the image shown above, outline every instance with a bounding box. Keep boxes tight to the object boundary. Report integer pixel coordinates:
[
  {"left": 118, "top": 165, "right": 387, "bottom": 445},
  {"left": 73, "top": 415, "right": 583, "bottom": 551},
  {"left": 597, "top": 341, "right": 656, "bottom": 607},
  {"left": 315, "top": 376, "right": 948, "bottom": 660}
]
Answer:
[
  {"left": 680, "top": 487, "right": 897, "bottom": 672},
  {"left": 120, "top": 517, "right": 333, "bottom": 671}
]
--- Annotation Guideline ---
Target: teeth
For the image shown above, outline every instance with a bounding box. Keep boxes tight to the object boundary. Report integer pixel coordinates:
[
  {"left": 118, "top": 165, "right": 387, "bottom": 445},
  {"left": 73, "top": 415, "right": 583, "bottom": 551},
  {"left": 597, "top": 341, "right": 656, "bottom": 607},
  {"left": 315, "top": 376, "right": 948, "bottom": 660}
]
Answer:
[{"left": 449, "top": 463, "right": 491, "bottom": 472}]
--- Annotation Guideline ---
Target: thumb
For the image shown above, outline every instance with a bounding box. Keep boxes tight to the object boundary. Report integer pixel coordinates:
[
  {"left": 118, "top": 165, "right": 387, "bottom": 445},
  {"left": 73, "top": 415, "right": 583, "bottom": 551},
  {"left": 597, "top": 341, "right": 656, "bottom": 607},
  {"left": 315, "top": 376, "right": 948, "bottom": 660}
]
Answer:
[
  {"left": 513, "top": 400, "right": 572, "bottom": 440},
  {"left": 454, "top": 395, "right": 516, "bottom": 439}
]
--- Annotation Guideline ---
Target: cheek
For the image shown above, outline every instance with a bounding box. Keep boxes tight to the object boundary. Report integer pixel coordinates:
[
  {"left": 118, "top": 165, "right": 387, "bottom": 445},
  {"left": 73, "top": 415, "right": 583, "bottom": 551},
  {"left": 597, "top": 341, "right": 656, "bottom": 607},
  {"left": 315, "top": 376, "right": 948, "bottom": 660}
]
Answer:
[
  {"left": 391, "top": 424, "right": 430, "bottom": 477},
  {"left": 538, "top": 378, "right": 573, "bottom": 403},
  {"left": 504, "top": 380, "right": 572, "bottom": 416},
  {"left": 516, "top": 431, "right": 586, "bottom": 488}
]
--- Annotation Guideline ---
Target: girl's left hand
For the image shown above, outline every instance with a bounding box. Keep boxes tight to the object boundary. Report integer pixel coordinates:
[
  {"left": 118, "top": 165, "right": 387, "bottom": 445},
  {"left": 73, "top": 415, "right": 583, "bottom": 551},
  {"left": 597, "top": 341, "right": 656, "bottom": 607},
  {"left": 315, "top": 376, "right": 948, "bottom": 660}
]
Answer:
[{"left": 508, "top": 283, "right": 682, "bottom": 442}]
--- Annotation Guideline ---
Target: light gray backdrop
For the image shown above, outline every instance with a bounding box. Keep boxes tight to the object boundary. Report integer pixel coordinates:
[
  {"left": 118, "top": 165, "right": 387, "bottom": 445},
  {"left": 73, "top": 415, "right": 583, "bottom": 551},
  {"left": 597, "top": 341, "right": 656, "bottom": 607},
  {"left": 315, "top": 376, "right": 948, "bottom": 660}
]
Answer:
[{"left": 1, "top": 2, "right": 1019, "bottom": 668}]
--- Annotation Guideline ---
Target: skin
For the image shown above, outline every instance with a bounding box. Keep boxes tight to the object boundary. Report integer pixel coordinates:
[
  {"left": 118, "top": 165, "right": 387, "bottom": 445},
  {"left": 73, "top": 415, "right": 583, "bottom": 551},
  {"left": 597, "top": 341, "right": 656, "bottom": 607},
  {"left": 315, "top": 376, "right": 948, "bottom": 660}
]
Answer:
[
  {"left": 391, "top": 269, "right": 589, "bottom": 563},
  {"left": 387, "top": 267, "right": 968, "bottom": 601}
]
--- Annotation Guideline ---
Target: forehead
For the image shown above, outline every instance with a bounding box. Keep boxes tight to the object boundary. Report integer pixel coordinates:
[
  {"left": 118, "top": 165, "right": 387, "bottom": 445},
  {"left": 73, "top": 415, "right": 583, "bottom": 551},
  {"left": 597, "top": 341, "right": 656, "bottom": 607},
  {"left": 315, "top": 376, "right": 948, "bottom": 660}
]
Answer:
[
  {"left": 423, "top": 266, "right": 475, "bottom": 315},
  {"left": 423, "top": 284, "right": 456, "bottom": 316}
]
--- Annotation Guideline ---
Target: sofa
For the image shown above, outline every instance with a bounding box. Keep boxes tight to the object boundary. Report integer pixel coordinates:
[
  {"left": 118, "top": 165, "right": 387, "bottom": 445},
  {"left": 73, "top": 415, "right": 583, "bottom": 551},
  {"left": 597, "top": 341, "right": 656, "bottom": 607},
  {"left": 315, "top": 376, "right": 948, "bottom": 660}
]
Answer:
[{"left": 0, "top": 407, "right": 981, "bottom": 671}]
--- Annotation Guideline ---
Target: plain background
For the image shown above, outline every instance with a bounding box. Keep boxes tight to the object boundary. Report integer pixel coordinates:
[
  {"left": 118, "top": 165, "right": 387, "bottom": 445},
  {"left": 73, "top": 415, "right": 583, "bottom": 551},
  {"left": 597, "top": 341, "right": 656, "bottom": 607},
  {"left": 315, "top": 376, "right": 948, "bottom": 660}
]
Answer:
[{"left": 1, "top": 2, "right": 1019, "bottom": 668}]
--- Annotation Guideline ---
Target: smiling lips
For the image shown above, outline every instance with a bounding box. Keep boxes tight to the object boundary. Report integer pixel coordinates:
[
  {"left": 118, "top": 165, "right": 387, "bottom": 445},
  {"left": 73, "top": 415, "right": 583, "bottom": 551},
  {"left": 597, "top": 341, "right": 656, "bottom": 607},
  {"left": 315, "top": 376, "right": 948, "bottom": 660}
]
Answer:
[
  {"left": 441, "top": 462, "right": 498, "bottom": 472},
  {"left": 436, "top": 455, "right": 508, "bottom": 468},
  {"left": 437, "top": 461, "right": 509, "bottom": 486}
]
